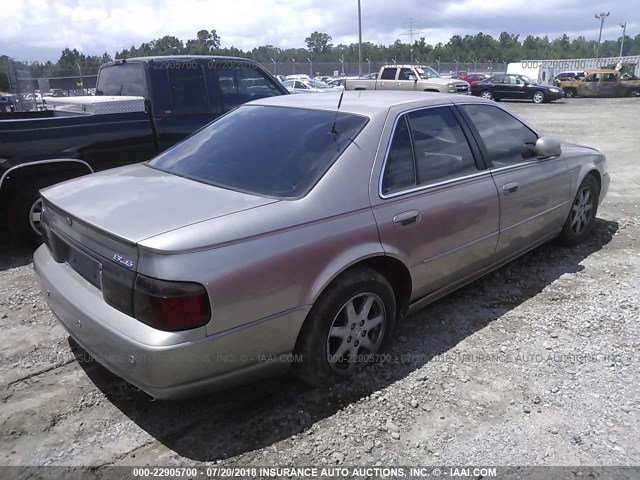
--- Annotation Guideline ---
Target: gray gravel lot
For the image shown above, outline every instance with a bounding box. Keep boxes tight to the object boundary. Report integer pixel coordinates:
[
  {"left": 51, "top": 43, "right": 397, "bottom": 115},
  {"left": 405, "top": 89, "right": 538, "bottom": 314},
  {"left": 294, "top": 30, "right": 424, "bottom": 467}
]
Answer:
[{"left": 0, "top": 97, "right": 639, "bottom": 472}]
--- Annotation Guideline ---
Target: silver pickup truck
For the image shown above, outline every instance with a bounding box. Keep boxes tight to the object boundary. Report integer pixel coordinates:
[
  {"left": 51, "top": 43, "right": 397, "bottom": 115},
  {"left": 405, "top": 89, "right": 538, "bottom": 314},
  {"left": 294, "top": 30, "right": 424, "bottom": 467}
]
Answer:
[{"left": 345, "top": 65, "right": 470, "bottom": 94}]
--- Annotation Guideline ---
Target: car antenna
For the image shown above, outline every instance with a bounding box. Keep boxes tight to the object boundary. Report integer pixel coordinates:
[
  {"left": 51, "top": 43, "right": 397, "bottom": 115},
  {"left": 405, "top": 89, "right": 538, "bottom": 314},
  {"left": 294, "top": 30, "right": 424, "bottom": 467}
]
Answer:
[{"left": 330, "top": 90, "right": 345, "bottom": 136}]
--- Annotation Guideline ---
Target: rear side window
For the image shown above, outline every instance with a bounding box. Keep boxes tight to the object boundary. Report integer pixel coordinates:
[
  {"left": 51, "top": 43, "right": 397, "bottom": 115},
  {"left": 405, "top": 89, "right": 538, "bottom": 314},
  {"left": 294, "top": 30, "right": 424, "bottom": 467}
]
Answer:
[
  {"left": 382, "top": 117, "right": 415, "bottom": 194},
  {"left": 407, "top": 107, "right": 478, "bottom": 184},
  {"left": 382, "top": 107, "right": 479, "bottom": 195},
  {"left": 461, "top": 105, "right": 538, "bottom": 167},
  {"left": 168, "top": 65, "right": 210, "bottom": 114},
  {"left": 97, "top": 63, "right": 147, "bottom": 97},
  {"left": 217, "top": 66, "right": 283, "bottom": 111},
  {"left": 148, "top": 106, "right": 368, "bottom": 198}
]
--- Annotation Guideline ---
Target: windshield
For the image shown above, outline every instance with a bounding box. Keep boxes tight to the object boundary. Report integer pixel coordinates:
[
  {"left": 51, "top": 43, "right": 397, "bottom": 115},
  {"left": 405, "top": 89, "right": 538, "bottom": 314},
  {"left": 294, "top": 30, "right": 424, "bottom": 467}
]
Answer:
[
  {"left": 148, "top": 105, "right": 369, "bottom": 198},
  {"left": 416, "top": 66, "right": 441, "bottom": 79}
]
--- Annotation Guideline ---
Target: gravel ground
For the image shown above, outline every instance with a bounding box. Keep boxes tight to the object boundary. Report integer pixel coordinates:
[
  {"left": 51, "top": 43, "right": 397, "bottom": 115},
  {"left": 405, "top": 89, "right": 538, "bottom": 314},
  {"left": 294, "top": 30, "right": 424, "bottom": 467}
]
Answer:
[{"left": 0, "top": 97, "right": 638, "bottom": 473}]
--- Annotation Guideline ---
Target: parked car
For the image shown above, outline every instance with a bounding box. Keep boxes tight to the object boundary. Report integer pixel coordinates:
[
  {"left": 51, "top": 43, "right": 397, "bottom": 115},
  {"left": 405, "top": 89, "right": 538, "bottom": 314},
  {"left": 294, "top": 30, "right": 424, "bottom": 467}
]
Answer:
[
  {"left": 461, "top": 73, "right": 489, "bottom": 84},
  {"left": 282, "top": 79, "right": 336, "bottom": 93},
  {"left": 558, "top": 69, "right": 640, "bottom": 98},
  {"left": 345, "top": 65, "right": 470, "bottom": 94},
  {"left": 35, "top": 91, "right": 609, "bottom": 400},
  {"left": 554, "top": 71, "right": 586, "bottom": 84},
  {"left": 471, "top": 74, "right": 564, "bottom": 103},
  {"left": 0, "top": 55, "right": 288, "bottom": 245}
]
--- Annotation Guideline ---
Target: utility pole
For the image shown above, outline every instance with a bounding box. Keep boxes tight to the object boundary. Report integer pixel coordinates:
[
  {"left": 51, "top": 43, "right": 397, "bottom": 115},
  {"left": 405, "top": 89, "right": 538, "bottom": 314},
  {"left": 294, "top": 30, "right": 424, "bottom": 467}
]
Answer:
[
  {"left": 400, "top": 18, "right": 422, "bottom": 63},
  {"left": 595, "top": 12, "right": 610, "bottom": 59},
  {"left": 619, "top": 22, "right": 627, "bottom": 58},
  {"left": 358, "top": 0, "right": 362, "bottom": 77},
  {"left": 270, "top": 58, "right": 276, "bottom": 76}
]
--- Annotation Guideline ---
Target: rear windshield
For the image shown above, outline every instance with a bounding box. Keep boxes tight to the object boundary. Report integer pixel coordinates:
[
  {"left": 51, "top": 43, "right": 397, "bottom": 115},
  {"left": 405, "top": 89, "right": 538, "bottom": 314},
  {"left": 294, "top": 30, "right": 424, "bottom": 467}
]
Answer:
[
  {"left": 147, "top": 105, "right": 368, "bottom": 198},
  {"left": 97, "top": 63, "right": 147, "bottom": 97}
]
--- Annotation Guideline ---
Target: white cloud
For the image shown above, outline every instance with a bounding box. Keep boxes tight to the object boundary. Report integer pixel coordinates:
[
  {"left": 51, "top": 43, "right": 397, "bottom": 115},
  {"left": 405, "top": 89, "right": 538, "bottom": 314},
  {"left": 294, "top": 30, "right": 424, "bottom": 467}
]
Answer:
[{"left": 0, "top": 0, "right": 638, "bottom": 61}]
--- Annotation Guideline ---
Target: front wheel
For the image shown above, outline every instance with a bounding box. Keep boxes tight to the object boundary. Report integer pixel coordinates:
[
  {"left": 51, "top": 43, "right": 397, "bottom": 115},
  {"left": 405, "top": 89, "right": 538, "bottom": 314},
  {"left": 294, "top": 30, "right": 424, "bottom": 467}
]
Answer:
[
  {"left": 480, "top": 90, "right": 493, "bottom": 100},
  {"left": 292, "top": 267, "right": 396, "bottom": 387},
  {"left": 532, "top": 91, "right": 545, "bottom": 103},
  {"left": 558, "top": 175, "right": 600, "bottom": 246}
]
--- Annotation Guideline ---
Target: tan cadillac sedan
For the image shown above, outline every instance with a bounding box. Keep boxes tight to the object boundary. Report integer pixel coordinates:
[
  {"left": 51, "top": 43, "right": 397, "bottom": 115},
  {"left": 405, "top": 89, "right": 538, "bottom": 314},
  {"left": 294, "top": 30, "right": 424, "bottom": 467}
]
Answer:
[{"left": 34, "top": 91, "right": 609, "bottom": 399}]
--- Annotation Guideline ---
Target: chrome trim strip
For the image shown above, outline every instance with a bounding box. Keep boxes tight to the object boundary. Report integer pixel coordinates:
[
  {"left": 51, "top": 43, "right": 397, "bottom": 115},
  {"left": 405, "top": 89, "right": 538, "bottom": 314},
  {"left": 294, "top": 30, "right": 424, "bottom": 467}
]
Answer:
[
  {"left": 421, "top": 230, "right": 499, "bottom": 264},
  {"left": 0, "top": 159, "right": 94, "bottom": 192},
  {"left": 500, "top": 201, "right": 568, "bottom": 233}
]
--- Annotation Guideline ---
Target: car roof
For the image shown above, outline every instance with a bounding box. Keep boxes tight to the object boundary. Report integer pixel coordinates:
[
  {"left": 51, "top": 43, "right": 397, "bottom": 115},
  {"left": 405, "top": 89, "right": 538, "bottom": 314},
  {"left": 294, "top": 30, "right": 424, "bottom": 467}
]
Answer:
[
  {"left": 249, "top": 91, "right": 492, "bottom": 117},
  {"left": 107, "top": 55, "right": 259, "bottom": 65}
]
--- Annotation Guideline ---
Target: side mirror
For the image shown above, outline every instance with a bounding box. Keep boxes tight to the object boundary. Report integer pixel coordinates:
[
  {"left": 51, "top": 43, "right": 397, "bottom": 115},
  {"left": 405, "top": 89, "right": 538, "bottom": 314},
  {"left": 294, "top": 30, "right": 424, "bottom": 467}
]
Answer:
[{"left": 534, "top": 136, "right": 561, "bottom": 158}]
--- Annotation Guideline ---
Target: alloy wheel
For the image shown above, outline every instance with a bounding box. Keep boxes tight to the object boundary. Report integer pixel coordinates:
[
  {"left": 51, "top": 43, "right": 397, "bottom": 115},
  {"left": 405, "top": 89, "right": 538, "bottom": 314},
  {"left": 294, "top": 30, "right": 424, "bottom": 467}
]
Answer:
[
  {"left": 570, "top": 186, "right": 594, "bottom": 234},
  {"left": 326, "top": 292, "right": 386, "bottom": 374}
]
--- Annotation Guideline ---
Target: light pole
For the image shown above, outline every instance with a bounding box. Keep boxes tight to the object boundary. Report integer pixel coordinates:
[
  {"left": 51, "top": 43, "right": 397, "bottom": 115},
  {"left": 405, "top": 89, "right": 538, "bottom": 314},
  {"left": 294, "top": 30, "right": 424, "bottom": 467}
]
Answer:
[
  {"left": 307, "top": 57, "right": 312, "bottom": 77},
  {"left": 76, "top": 62, "right": 83, "bottom": 94},
  {"left": 358, "top": 0, "right": 362, "bottom": 77},
  {"left": 619, "top": 22, "right": 627, "bottom": 58},
  {"left": 292, "top": 58, "right": 296, "bottom": 75},
  {"left": 366, "top": 57, "right": 371, "bottom": 76},
  {"left": 595, "top": 12, "right": 610, "bottom": 60},
  {"left": 436, "top": 57, "right": 440, "bottom": 74},
  {"left": 339, "top": 55, "right": 344, "bottom": 76},
  {"left": 270, "top": 58, "right": 276, "bottom": 76}
]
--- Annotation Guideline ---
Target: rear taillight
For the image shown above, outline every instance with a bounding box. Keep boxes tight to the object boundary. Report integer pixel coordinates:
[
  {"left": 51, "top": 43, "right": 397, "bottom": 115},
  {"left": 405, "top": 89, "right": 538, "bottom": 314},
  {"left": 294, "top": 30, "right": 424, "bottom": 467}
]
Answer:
[{"left": 132, "top": 274, "right": 210, "bottom": 332}]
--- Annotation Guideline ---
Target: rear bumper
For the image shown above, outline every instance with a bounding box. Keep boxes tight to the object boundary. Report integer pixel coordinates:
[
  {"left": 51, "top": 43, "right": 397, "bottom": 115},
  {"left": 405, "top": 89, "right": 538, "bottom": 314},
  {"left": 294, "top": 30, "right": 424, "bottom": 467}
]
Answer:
[{"left": 34, "top": 245, "right": 309, "bottom": 399}]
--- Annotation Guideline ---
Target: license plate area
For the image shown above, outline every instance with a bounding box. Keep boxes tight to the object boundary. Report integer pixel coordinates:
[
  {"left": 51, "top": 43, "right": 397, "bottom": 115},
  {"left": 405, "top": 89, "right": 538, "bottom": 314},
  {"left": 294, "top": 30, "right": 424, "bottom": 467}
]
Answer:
[{"left": 66, "top": 242, "right": 103, "bottom": 290}]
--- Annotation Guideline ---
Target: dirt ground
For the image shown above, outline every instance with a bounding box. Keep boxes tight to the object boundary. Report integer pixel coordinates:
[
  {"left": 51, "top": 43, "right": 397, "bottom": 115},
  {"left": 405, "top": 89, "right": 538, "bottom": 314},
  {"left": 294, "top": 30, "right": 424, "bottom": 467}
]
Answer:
[{"left": 0, "top": 97, "right": 639, "bottom": 473}]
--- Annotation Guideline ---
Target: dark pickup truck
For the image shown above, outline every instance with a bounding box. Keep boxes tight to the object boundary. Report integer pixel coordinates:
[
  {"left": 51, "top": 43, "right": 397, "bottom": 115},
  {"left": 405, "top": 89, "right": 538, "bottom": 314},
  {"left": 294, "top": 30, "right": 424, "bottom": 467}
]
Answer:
[{"left": 0, "top": 55, "right": 288, "bottom": 245}]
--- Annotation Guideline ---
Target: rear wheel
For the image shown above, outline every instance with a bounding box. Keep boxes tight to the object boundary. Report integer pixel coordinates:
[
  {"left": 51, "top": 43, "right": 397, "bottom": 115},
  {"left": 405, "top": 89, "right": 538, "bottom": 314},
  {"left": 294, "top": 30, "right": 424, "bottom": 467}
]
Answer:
[
  {"left": 558, "top": 175, "right": 600, "bottom": 246},
  {"left": 8, "top": 184, "right": 46, "bottom": 248},
  {"left": 292, "top": 267, "right": 396, "bottom": 387},
  {"left": 480, "top": 90, "right": 493, "bottom": 100},
  {"left": 532, "top": 91, "right": 545, "bottom": 103}
]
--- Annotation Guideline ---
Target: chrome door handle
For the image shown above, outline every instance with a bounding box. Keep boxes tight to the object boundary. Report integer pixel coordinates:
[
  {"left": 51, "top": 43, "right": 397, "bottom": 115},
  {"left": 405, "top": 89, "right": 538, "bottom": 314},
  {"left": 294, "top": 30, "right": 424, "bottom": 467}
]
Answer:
[
  {"left": 393, "top": 210, "right": 420, "bottom": 227},
  {"left": 502, "top": 182, "right": 519, "bottom": 195}
]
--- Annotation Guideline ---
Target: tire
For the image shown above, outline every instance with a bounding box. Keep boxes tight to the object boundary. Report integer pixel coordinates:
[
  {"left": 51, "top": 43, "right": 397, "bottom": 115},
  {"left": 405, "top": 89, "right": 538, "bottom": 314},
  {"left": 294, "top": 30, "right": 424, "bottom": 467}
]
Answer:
[
  {"left": 292, "top": 267, "right": 396, "bottom": 387},
  {"left": 7, "top": 184, "right": 46, "bottom": 248},
  {"left": 480, "top": 90, "right": 493, "bottom": 100},
  {"left": 532, "top": 91, "right": 545, "bottom": 103},
  {"left": 558, "top": 175, "right": 600, "bottom": 246}
]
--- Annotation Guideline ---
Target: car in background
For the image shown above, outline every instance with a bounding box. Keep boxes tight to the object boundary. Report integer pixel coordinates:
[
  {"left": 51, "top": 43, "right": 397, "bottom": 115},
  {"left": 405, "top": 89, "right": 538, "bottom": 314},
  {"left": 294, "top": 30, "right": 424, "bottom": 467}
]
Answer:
[
  {"left": 471, "top": 73, "right": 564, "bottom": 103},
  {"left": 35, "top": 91, "right": 608, "bottom": 399},
  {"left": 462, "top": 73, "right": 489, "bottom": 84},
  {"left": 554, "top": 71, "right": 586, "bottom": 85},
  {"left": 282, "top": 78, "right": 336, "bottom": 93}
]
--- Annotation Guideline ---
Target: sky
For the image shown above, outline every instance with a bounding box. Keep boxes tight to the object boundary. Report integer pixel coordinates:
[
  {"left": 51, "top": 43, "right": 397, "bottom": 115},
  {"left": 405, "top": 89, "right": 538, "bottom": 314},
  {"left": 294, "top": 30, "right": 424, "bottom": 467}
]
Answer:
[{"left": 1, "top": 0, "right": 638, "bottom": 61}]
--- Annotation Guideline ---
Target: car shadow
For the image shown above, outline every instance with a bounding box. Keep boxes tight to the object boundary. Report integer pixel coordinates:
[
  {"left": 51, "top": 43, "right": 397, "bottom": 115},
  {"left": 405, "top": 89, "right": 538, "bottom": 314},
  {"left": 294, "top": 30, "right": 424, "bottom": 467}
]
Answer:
[
  {"left": 0, "top": 241, "right": 35, "bottom": 271},
  {"left": 75, "top": 218, "right": 618, "bottom": 462}
]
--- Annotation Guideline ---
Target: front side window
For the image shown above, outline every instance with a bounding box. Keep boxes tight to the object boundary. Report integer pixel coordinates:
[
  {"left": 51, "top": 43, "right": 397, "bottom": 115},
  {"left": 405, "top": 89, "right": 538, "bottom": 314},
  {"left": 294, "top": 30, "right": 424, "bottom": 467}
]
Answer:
[
  {"left": 381, "top": 68, "right": 397, "bottom": 80},
  {"left": 399, "top": 68, "right": 414, "bottom": 80},
  {"left": 148, "top": 106, "right": 368, "bottom": 198},
  {"left": 218, "top": 66, "right": 282, "bottom": 111},
  {"left": 461, "top": 105, "right": 538, "bottom": 168}
]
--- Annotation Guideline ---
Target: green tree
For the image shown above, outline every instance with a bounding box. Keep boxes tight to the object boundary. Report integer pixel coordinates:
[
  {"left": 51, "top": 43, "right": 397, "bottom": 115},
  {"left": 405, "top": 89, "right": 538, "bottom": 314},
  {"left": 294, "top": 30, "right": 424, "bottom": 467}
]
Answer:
[{"left": 305, "top": 31, "right": 333, "bottom": 53}]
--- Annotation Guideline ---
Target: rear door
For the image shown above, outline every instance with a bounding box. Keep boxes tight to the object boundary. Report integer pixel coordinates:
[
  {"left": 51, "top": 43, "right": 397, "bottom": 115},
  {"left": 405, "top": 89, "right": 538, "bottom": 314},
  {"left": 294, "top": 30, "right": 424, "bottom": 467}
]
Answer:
[
  {"left": 149, "top": 60, "right": 222, "bottom": 151},
  {"left": 371, "top": 105, "right": 500, "bottom": 300},
  {"left": 376, "top": 67, "right": 399, "bottom": 91},
  {"left": 458, "top": 104, "right": 571, "bottom": 256}
]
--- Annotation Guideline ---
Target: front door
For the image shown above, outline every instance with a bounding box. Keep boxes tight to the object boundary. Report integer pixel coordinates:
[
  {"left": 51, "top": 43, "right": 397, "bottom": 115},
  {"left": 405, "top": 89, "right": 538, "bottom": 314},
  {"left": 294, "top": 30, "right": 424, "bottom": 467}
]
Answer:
[{"left": 458, "top": 104, "right": 571, "bottom": 256}]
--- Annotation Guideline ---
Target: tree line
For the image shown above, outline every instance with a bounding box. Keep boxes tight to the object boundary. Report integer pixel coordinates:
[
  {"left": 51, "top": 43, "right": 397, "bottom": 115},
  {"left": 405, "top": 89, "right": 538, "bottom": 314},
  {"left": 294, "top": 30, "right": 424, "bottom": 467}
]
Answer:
[{"left": 2, "top": 27, "right": 639, "bottom": 89}]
